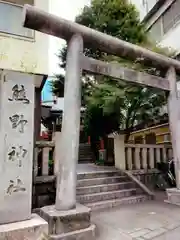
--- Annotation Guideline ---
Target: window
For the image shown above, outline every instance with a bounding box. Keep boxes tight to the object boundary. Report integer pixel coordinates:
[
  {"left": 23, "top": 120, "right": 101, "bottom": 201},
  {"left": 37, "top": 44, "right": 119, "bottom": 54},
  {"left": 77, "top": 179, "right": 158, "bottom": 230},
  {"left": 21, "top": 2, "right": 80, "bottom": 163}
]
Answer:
[
  {"left": 162, "top": 0, "right": 180, "bottom": 34},
  {"left": 164, "top": 134, "right": 170, "bottom": 142},
  {"left": 148, "top": 0, "right": 180, "bottom": 42},
  {"left": 0, "top": 1, "right": 34, "bottom": 39},
  {"left": 145, "top": 133, "right": 156, "bottom": 144},
  {"left": 134, "top": 136, "right": 143, "bottom": 144}
]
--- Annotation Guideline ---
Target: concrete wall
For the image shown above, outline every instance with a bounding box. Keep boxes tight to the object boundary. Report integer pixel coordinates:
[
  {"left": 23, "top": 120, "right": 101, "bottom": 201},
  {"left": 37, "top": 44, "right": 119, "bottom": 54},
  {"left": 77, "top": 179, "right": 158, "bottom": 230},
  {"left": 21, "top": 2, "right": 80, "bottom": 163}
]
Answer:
[
  {"left": 132, "top": 0, "right": 180, "bottom": 54},
  {"left": 0, "top": 0, "right": 50, "bottom": 75}
]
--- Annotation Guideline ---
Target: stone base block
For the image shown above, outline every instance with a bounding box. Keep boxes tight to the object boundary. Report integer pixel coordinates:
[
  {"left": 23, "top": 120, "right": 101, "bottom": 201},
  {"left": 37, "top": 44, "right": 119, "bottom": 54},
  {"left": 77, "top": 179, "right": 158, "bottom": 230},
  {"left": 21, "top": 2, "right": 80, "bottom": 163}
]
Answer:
[
  {"left": 0, "top": 214, "right": 48, "bottom": 240},
  {"left": 49, "top": 224, "right": 96, "bottom": 240},
  {"left": 166, "top": 188, "right": 180, "bottom": 206},
  {"left": 40, "top": 204, "right": 92, "bottom": 235}
]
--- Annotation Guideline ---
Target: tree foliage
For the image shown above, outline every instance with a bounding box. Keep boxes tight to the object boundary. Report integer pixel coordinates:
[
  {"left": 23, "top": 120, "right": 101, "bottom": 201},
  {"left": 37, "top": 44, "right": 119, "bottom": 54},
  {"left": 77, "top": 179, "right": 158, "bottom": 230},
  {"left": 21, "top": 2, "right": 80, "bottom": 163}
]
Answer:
[
  {"left": 52, "top": 0, "right": 172, "bottom": 145},
  {"left": 76, "top": 0, "right": 147, "bottom": 44}
]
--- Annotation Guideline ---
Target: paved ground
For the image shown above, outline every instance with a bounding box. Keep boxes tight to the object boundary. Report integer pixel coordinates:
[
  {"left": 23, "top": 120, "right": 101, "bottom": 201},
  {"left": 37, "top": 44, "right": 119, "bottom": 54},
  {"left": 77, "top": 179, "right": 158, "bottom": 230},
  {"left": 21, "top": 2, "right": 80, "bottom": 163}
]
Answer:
[
  {"left": 77, "top": 163, "right": 116, "bottom": 173},
  {"left": 92, "top": 201, "right": 180, "bottom": 239},
  {"left": 78, "top": 164, "right": 180, "bottom": 239}
]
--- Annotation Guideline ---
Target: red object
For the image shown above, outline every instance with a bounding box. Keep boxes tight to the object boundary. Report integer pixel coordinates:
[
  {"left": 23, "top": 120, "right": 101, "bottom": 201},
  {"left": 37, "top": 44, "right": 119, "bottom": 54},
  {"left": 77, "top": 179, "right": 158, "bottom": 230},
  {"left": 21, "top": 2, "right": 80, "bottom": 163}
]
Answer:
[
  {"left": 88, "top": 136, "right": 91, "bottom": 144},
  {"left": 100, "top": 138, "right": 104, "bottom": 150},
  {"left": 41, "top": 131, "right": 49, "bottom": 140}
]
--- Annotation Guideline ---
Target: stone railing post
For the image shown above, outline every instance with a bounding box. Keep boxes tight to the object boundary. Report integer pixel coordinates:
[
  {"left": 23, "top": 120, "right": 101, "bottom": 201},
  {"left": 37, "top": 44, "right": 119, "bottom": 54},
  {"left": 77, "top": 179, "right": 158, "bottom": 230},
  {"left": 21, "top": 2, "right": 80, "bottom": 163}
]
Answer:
[
  {"left": 134, "top": 147, "right": 141, "bottom": 170},
  {"left": 33, "top": 147, "right": 39, "bottom": 178},
  {"left": 155, "top": 148, "right": 161, "bottom": 163},
  {"left": 42, "top": 147, "right": 50, "bottom": 176},
  {"left": 142, "top": 147, "right": 147, "bottom": 169},
  {"left": 54, "top": 131, "right": 61, "bottom": 175},
  {"left": 127, "top": 147, "right": 133, "bottom": 170},
  {"left": 149, "top": 147, "right": 155, "bottom": 169},
  {"left": 114, "top": 134, "right": 126, "bottom": 170}
]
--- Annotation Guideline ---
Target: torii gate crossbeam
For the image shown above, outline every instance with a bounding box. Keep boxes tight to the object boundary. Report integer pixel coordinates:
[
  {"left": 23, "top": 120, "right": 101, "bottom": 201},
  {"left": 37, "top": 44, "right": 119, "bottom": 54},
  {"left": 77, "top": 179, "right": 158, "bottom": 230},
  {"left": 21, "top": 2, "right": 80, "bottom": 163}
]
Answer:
[{"left": 23, "top": 5, "right": 180, "bottom": 74}]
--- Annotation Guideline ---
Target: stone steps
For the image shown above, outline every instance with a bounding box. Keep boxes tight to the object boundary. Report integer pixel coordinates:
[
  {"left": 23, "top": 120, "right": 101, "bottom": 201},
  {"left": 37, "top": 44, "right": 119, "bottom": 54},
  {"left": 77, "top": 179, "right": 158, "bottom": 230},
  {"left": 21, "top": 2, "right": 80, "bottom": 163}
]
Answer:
[
  {"left": 78, "top": 143, "right": 93, "bottom": 163},
  {"left": 77, "top": 188, "right": 138, "bottom": 204},
  {"left": 77, "top": 176, "right": 129, "bottom": 187},
  {"left": 76, "top": 168, "right": 150, "bottom": 210},
  {"left": 78, "top": 157, "right": 93, "bottom": 163},
  {"left": 77, "top": 170, "right": 121, "bottom": 180},
  {"left": 77, "top": 182, "right": 135, "bottom": 195},
  {"left": 79, "top": 150, "right": 93, "bottom": 155},
  {"left": 79, "top": 152, "right": 93, "bottom": 157},
  {"left": 79, "top": 153, "right": 93, "bottom": 158},
  {"left": 86, "top": 195, "right": 149, "bottom": 211},
  {"left": 49, "top": 224, "right": 96, "bottom": 240}
]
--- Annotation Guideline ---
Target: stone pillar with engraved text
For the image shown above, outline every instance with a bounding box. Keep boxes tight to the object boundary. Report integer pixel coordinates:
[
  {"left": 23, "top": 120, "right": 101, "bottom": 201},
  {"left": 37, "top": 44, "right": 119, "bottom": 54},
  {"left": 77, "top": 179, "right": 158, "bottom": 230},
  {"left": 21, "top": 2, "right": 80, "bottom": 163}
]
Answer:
[{"left": 0, "top": 70, "right": 34, "bottom": 224}]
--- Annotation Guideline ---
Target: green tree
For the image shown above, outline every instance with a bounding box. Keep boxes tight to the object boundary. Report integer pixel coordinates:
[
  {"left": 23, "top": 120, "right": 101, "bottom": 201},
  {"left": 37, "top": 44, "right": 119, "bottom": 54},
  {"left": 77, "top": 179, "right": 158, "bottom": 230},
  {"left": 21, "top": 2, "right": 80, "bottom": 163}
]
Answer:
[
  {"left": 52, "top": 0, "right": 148, "bottom": 94},
  {"left": 52, "top": 0, "right": 171, "bottom": 159}
]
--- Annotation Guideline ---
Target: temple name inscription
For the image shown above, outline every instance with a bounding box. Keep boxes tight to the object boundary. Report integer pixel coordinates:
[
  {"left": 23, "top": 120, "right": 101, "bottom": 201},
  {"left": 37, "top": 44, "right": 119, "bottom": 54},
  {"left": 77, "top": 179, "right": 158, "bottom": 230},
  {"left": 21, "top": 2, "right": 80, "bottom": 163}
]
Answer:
[
  {"left": 6, "top": 178, "right": 26, "bottom": 195},
  {"left": 8, "top": 84, "right": 30, "bottom": 104},
  {"left": 8, "top": 146, "right": 28, "bottom": 167},
  {"left": 9, "top": 114, "right": 28, "bottom": 133},
  {"left": 6, "top": 84, "right": 28, "bottom": 196}
]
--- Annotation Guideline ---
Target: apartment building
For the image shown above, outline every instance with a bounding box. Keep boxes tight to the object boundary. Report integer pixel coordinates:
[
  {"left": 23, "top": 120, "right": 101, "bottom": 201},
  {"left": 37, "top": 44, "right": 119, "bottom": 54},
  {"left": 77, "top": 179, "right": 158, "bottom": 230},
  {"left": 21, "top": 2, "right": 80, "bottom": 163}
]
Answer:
[
  {"left": 0, "top": 0, "right": 51, "bottom": 77},
  {"left": 0, "top": 0, "right": 53, "bottom": 140},
  {"left": 128, "top": 0, "right": 180, "bottom": 144},
  {"left": 132, "top": 0, "right": 180, "bottom": 51}
]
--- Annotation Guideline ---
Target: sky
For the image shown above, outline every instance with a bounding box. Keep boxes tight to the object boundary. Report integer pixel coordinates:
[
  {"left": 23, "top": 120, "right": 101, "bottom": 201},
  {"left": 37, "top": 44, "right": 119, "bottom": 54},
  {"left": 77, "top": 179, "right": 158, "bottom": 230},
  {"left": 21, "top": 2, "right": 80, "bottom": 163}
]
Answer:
[
  {"left": 49, "top": 0, "right": 91, "bottom": 76},
  {"left": 41, "top": 79, "right": 53, "bottom": 101}
]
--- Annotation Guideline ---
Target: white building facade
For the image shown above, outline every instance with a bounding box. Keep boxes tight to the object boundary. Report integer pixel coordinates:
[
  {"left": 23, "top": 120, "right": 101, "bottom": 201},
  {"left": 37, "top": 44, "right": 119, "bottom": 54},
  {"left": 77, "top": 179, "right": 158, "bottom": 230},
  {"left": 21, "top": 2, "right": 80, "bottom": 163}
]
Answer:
[
  {"left": 0, "top": 0, "right": 55, "bottom": 141},
  {"left": 131, "top": 0, "right": 180, "bottom": 54},
  {"left": 0, "top": 0, "right": 51, "bottom": 79}
]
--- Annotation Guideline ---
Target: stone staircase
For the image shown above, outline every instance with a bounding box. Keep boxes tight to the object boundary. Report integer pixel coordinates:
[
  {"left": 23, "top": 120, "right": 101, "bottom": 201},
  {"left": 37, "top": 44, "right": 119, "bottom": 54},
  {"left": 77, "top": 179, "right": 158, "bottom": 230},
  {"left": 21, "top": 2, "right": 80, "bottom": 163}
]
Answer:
[
  {"left": 78, "top": 143, "right": 94, "bottom": 163},
  {"left": 77, "top": 170, "right": 150, "bottom": 211}
]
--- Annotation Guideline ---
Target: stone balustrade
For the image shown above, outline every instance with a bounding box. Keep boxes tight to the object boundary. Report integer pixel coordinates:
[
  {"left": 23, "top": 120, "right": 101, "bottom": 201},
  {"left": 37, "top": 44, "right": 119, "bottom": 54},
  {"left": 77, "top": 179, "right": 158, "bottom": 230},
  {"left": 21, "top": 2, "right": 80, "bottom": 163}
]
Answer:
[
  {"left": 34, "top": 141, "right": 55, "bottom": 177},
  {"left": 34, "top": 141, "right": 173, "bottom": 176},
  {"left": 125, "top": 144, "right": 173, "bottom": 171}
]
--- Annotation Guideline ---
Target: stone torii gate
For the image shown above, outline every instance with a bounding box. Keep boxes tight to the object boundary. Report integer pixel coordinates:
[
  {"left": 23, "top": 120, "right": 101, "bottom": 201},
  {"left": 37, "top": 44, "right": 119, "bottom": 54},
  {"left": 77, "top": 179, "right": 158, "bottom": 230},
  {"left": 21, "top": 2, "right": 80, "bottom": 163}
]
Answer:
[{"left": 22, "top": 3, "right": 180, "bottom": 238}]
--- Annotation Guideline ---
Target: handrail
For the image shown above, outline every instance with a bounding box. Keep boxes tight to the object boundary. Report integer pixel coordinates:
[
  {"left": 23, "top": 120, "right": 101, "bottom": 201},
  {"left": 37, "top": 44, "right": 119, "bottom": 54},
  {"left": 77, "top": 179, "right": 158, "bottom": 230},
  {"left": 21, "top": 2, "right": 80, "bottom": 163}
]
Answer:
[
  {"left": 125, "top": 170, "right": 155, "bottom": 199},
  {"left": 35, "top": 141, "right": 55, "bottom": 148},
  {"left": 125, "top": 144, "right": 172, "bottom": 148}
]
